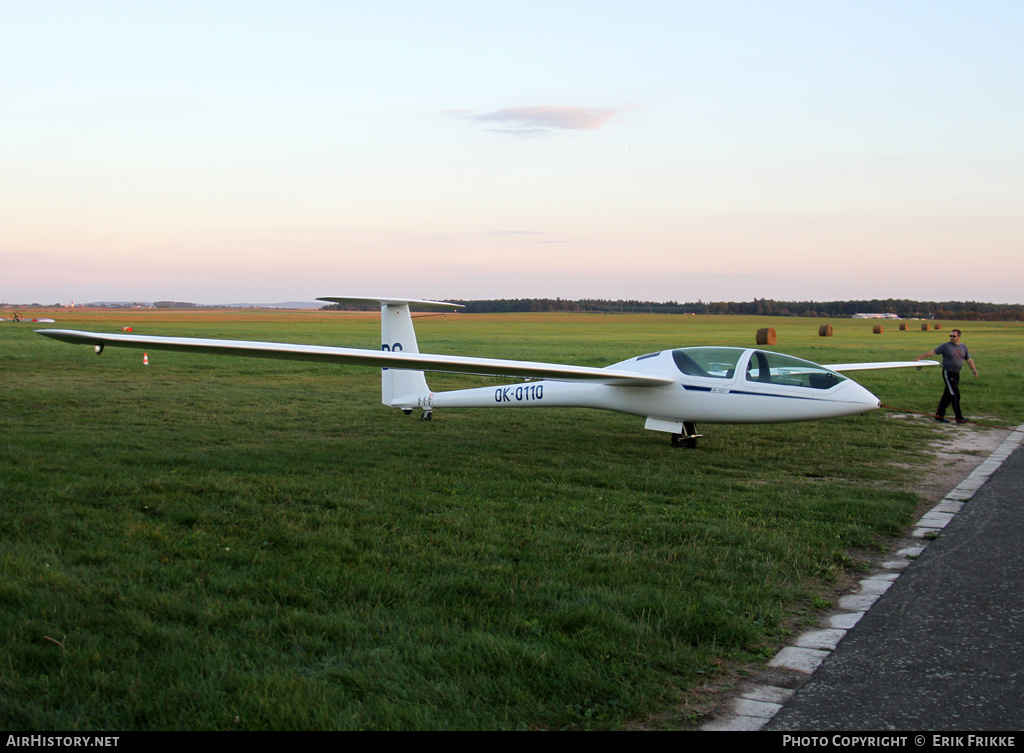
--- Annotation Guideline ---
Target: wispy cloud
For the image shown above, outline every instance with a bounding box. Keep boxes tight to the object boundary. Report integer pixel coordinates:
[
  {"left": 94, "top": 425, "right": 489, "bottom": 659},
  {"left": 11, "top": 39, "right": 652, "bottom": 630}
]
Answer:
[{"left": 453, "top": 105, "right": 628, "bottom": 136}]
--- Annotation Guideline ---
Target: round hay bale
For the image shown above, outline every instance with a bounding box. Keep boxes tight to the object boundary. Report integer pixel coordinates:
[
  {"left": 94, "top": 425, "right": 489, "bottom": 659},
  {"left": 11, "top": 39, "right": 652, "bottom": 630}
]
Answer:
[
  {"left": 934, "top": 323, "right": 942, "bottom": 330},
  {"left": 872, "top": 324, "right": 884, "bottom": 334},
  {"left": 755, "top": 327, "right": 776, "bottom": 345},
  {"left": 921, "top": 323, "right": 930, "bottom": 331},
  {"left": 899, "top": 322, "right": 907, "bottom": 330},
  {"left": 818, "top": 324, "right": 833, "bottom": 337}
]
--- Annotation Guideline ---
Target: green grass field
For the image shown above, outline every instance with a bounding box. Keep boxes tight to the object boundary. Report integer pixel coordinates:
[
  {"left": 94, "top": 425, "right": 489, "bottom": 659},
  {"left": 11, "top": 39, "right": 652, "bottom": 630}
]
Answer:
[{"left": 3, "top": 310, "right": 1022, "bottom": 730}]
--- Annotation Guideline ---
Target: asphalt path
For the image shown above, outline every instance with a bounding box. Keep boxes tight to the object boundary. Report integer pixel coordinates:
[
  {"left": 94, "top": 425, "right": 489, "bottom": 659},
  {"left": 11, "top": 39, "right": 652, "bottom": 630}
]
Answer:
[{"left": 766, "top": 438, "right": 1024, "bottom": 731}]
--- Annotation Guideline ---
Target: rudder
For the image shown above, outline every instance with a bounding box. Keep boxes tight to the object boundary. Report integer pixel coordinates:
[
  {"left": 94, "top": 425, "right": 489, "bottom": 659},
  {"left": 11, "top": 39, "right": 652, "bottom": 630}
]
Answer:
[{"left": 317, "top": 296, "right": 462, "bottom": 409}]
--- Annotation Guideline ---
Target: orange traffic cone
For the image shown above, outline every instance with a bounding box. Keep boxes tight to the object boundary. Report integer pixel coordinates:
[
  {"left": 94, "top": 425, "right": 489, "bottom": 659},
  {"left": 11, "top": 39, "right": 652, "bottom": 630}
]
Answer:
[{"left": 143, "top": 353, "right": 149, "bottom": 365}]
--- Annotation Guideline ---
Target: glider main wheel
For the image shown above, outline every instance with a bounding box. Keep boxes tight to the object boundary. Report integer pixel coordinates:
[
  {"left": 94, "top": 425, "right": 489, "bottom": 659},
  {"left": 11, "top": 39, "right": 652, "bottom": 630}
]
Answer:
[{"left": 671, "top": 422, "right": 700, "bottom": 449}]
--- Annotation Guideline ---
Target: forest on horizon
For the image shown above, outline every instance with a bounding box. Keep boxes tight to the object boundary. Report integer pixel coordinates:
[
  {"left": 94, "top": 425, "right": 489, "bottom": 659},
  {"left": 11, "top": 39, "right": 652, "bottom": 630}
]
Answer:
[{"left": 324, "top": 297, "right": 1024, "bottom": 321}]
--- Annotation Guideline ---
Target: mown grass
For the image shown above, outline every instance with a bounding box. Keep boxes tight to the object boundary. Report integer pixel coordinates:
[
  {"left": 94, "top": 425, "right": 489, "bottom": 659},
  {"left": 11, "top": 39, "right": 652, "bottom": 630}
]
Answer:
[{"left": 2, "top": 311, "right": 1021, "bottom": 730}]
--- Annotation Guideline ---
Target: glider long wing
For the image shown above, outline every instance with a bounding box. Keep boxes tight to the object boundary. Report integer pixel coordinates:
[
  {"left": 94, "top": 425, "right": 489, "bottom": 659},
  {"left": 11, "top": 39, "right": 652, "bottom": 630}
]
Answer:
[
  {"left": 826, "top": 360, "right": 938, "bottom": 372},
  {"left": 36, "top": 329, "right": 673, "bottom": 386}
]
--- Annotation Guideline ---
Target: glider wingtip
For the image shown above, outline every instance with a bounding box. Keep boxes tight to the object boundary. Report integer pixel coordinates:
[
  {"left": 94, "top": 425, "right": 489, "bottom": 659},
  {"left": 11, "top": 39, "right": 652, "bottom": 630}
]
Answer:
[
  {"left": 36, "top": 328, "right": 90, "bottom": 340},
  {"left": 827, "top": 359, "right": 942, "bottom": 372}
]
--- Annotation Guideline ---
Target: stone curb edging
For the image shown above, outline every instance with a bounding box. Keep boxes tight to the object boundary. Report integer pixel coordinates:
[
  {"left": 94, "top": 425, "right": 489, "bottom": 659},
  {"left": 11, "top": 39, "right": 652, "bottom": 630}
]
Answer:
[{"left": 702, "top": 423, "right": 1024, "bottom": 731}]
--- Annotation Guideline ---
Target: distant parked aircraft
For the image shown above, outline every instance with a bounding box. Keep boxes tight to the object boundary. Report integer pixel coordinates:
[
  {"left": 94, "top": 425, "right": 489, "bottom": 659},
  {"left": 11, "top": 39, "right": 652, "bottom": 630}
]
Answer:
[{"left": 4, "top": 314, "right": 55, "bottom": 322}]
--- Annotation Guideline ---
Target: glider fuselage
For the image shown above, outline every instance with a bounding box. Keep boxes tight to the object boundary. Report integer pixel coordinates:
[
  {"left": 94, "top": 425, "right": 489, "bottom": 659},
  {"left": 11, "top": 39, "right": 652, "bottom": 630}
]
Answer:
[{"left": 422, "top": 346, "right": 880, "bottom": 424}]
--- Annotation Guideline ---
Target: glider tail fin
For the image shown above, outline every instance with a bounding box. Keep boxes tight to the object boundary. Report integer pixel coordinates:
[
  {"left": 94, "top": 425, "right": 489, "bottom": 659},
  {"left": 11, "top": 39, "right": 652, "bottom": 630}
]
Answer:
[
  {"left": 316, "top": 296, "right": 463, "bottom": 409},
  {"left": 380, "top": 302, "right": 430, "bottom": 408}
]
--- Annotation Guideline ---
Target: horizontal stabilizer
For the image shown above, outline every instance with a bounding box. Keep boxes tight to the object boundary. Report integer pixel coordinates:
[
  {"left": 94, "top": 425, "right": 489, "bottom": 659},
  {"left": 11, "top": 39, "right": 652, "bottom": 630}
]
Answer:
[
  {"left": 317, "top": 296, "right": 463, "bottom": 310},
  {"left": 36, "top": 329, "right": 672, "bottom": 386},
  {"left": 826, "top": 360, "right": 939, "bottom": 372}
]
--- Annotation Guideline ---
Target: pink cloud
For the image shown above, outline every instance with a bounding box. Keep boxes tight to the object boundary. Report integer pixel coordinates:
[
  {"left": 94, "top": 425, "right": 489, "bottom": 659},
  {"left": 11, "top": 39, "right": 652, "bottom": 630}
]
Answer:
[{"left": 458, "top": 105, "right": 627, "bottom": 135}]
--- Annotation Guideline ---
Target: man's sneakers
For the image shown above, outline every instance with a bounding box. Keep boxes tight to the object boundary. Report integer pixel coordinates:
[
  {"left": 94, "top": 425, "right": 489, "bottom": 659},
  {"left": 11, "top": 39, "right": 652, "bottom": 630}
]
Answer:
[
  {"left": 955, "top": 417, "right": 969, "bottom": 424},
  {"left": 935, "top": 415, "right": 948, "bottom": 423}
]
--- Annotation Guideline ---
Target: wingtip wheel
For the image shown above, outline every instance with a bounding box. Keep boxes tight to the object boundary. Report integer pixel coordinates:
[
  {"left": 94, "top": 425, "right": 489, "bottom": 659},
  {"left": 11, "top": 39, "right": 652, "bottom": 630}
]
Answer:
[
  {"left": 671, "top": 422, "right": 702, "bottom": 449},
  {"left": 94, "top": 343, "right": 104, "bottom": 355}
]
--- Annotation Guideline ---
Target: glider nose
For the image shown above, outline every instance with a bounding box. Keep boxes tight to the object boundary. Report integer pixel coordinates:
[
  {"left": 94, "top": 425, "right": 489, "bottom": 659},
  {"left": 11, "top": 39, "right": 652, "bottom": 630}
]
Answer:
[{"left": 841, "top": 380, "right": 882, "bottom": 413}]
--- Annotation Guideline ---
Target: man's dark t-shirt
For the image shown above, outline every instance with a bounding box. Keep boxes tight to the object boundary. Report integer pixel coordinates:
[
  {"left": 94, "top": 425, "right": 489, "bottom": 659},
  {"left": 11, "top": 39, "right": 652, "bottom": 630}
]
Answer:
[{"left": 933, "top": 342, "right": 970, "bottom": 372}]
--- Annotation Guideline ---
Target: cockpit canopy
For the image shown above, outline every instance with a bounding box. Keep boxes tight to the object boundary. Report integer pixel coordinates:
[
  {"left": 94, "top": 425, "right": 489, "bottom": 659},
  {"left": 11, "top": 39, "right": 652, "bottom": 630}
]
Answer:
[{"left": 671, "top": 347, "right": 847, "bottom": 390}]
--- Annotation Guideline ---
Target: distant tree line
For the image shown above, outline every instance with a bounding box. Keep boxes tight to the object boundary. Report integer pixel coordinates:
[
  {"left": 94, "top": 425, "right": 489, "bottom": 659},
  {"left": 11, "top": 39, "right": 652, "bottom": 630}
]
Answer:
[
  {"left": 321, "top": 297, "right": 1024, "bottom": 320},
  {"left": 453, "top": 298, "right": 706, "bottom": 314},
  {"left": 686, "top": 298, "right": 1024, "bottom": 320}
]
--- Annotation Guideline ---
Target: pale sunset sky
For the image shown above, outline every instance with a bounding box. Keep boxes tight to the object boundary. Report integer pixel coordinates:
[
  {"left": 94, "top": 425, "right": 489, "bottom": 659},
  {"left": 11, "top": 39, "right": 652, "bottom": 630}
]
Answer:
[{"left": 3, "top": 1, "right": 1022, "bottom": 305}]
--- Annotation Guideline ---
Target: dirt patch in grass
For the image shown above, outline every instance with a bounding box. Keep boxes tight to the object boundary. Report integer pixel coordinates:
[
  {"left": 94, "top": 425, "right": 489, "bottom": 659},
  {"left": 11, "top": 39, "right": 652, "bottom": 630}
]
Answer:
[
  {"left": 919, "top": 423, "right": 1010, "bottom": 500},
  {"left": 888, "top": 417, "right": 1011, "bottom": 505}
]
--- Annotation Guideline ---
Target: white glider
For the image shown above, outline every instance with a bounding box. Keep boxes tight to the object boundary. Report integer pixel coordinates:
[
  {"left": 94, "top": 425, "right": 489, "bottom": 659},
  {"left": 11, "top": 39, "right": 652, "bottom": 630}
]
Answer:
[{"left": 37, "top": 296, "right": 937, "bottom": 447}]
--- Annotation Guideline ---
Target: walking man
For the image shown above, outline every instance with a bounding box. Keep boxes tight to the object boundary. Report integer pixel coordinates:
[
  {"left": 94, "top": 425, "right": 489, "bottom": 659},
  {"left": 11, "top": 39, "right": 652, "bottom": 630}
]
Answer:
[{"left": 915, "top": 329, "right": 979, "bottom": 423}]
